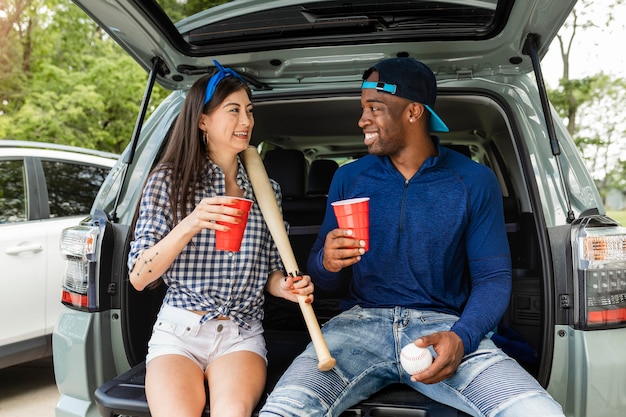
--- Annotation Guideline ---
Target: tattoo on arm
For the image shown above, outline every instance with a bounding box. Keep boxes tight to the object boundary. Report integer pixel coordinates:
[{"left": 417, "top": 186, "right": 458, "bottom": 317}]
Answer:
[{"left": 137, "top": 251, "right": 159, "bottom": 277}]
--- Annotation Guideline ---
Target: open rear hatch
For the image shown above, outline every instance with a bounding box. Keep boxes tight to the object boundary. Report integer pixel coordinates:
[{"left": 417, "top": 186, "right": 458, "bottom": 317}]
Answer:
[{"left": 68, "top": 1, "right": 578, "bottom": 416}]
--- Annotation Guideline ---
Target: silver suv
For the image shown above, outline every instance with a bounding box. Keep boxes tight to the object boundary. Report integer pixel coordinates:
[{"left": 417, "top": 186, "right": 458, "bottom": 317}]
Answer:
[
  {"left": 54, "top": 1, "right": 626, "bottom": 416},
  {"left": 0, "top": 140, "right": 116, "bottom": 369}
]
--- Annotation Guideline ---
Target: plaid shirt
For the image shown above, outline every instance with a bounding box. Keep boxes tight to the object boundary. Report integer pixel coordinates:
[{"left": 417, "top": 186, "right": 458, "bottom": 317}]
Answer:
[{"left": 128, "top": 156, "right": 284, "bottom": 328}]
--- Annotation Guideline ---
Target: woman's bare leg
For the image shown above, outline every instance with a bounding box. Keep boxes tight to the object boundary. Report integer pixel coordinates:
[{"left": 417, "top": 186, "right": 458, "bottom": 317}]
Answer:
[
  {"left": 146, "top": 354, "right": 206, "bottom": 417},
  {"left": 207, "top": 350, "right": 267, "bottom": 417}
]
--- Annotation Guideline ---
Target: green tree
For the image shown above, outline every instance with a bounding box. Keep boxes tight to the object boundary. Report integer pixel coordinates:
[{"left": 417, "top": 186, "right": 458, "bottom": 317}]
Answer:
[
  {"left": 548, "top": 0, "right": 626, "bottom": 197},
  {"left": 0, "top": 0, "right": 33, "bottom": 115},
  {"left": 570, "top": 74, "right": 626, "bottom": 191},
  {"left": 0, "top": 0, "right": 168, "bottom": 153},
  {"left": 156, "top": 0, "right": 231, "bottom": 22}
]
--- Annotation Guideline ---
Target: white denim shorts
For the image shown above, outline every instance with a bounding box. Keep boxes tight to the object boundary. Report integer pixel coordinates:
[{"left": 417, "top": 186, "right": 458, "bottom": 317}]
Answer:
[{"left": 146, "top": 304, "right": 267, "bottom": 371}]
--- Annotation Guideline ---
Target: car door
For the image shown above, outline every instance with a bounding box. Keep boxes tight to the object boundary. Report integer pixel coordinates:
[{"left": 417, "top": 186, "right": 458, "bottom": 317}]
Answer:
[
  {"left": 0, "top": 157, "right": 47, "bottom": 353},
  {"left": 0, "top": 153, "right": 113, "bottom": 365}
]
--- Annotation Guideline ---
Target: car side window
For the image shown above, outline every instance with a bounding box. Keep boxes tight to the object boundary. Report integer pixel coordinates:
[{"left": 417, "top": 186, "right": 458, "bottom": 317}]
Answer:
[
  {"left": 0, "top": 160, "right": 27, "bottom": 223},
  {"left": 41, "top": 159, "right": 109, "bottom": 218}
]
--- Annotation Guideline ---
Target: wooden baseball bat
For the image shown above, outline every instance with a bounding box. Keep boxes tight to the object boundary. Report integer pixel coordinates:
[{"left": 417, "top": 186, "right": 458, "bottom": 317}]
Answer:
[{"left": 241, "top": 146, "right": 336, "bottom": 371}]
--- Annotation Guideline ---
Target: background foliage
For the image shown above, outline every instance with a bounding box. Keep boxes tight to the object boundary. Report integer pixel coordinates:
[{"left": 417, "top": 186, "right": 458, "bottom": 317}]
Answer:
[
  {"left": 547, "top": 0, "right": 626, "bottom": 198},
  {"left": 0, "top": 0, "right": 168, "bottom": 153},
  {"left": 1, "top": 0, "right": 626, "bottom": 202}
]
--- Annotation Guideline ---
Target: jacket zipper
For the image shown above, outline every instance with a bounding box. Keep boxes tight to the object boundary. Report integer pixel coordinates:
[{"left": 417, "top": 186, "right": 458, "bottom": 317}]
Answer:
[{"left": 399, "top": 179, "right": 409, "bottom": 232}]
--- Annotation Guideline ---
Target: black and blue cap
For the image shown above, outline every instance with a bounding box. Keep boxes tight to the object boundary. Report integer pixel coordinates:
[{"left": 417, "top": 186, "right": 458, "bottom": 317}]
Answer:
[{"left": 361, "top": 57, "right": 449, "bottom": 132}]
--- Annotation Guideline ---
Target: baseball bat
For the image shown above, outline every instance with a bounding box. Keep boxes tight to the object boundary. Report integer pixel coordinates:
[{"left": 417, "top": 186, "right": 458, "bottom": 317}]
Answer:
[{"left": 241, "top": 146, "right": 336, "bottom": 371}]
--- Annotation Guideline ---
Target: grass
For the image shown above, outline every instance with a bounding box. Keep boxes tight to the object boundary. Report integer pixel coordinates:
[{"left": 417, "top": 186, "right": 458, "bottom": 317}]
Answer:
[{"left": 606, "top": 210, "right": 626, "bottom": 226}]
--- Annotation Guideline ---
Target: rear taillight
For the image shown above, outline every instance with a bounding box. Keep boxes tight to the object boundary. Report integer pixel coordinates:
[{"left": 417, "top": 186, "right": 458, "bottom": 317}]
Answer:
[
  {"left": 60, "top": 224, "right": 100, "bottom": 311},
  {"left": 574, "top": 217, "right": 626, "bottom": 328}
]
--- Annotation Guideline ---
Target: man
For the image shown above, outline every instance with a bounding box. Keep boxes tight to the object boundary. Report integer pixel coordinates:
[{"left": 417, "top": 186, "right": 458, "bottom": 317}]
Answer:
[{"left": 259, "top": 57, "right": 565, "bottom": 417}]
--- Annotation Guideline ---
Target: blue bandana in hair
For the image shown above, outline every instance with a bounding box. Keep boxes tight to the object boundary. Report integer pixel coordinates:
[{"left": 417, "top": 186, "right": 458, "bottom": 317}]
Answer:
[{"left": 203, "top": 60, "right": 247, "bottom": 105}]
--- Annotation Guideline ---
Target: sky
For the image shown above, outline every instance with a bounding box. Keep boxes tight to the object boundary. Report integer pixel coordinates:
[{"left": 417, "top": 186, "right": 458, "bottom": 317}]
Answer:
[
  {"left": 539, "top": 3, "right": 626, "bottom": 182},
  {"left": 542, "top": 3, "right": 626, "bottom": 88}
]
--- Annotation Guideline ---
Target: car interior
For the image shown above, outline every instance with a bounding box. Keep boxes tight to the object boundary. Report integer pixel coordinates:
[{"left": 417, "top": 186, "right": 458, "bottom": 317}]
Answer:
[{"left": 98, "top": 88, "right": 546, "bottom": 415}]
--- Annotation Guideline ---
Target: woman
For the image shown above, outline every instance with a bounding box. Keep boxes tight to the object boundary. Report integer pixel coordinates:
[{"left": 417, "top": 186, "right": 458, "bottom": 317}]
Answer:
[{"left": 128, "top": 61, "right": 314, "bottom": 417}]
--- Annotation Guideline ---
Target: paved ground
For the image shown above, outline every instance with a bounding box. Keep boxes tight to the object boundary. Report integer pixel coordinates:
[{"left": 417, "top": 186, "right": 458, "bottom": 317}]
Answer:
[{"left": 0, "top": 357, "right": 58, "bottom": 417}]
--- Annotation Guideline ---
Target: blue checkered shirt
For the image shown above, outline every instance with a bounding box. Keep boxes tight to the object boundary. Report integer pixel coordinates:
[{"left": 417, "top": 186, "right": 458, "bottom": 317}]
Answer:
[{"left": 128, "top": 156, "right": 284, "bottom": 328}]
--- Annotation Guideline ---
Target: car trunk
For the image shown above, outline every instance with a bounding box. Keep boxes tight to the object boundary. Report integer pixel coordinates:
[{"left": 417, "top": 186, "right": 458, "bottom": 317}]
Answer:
[{"left": 94, "top": 87, "right": 550, "bottom": 416}]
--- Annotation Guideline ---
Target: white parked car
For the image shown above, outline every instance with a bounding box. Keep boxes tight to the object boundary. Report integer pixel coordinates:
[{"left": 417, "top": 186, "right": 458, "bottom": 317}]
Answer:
[{"left": 0, "top": 140, "right": 117, "bottom": 369}]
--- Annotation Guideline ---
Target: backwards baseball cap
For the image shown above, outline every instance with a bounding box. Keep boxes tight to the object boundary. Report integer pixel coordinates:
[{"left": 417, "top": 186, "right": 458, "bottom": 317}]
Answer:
[{"left": 361, "top": 57, "right": 449, "bottom": 132}]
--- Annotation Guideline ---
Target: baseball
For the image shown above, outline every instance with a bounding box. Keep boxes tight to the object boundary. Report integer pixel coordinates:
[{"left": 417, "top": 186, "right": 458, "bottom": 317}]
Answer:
[{"left": 400, "top": 343, "right": 433, "bottom": 375}]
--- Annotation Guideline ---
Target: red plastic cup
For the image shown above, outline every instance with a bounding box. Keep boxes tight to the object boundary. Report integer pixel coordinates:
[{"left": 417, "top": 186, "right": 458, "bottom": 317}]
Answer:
[
  {"left": 331, "top": 197, "right": 370, "bottom": 251},
  {"left": 215, "top": 197, "right": 253, "bottom": 252}
]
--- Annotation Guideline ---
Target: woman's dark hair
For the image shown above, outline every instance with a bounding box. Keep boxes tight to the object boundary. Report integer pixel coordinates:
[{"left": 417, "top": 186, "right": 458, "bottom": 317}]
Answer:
[{"left": 155, "top": 70, "right": 252, "bottom": 223}]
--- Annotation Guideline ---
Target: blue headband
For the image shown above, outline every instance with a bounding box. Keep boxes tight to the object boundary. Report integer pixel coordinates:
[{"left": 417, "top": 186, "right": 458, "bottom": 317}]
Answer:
[{"left": 203, "top": 60, "right": 247, "bottom": 106}]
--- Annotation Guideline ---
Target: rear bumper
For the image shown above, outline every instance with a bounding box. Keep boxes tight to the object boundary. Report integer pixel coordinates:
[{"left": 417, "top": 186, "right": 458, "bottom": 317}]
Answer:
[
  {"left": 548, "top": 325, "right": 626, "bottom": 417},
  {"left": 52, "top": 309, "right": 124, "bottom": 417}
]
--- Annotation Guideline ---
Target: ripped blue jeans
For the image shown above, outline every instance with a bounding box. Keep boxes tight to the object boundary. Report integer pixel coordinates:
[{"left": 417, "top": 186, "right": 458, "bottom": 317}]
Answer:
[{"left": 259, "top": 306, "right": 564, "bottom": 417}]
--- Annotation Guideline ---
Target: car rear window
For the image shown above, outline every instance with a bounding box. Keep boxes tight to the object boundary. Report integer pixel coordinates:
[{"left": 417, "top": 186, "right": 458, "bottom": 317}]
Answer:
[
  {"left": 0, "top": 160, "right": 27, "bottom": 223},
  {"left": 156, "top": 0, "right": 509, "bottom": 47},
  {"left": 41, "top": 160, "right": 110, "bottom": 218}
]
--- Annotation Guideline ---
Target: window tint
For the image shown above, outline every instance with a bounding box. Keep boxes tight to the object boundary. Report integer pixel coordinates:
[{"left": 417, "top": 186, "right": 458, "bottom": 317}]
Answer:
[
  {"left": 41, "top": 160, "right": 109, "bottom": 218},
  {"left": 0, "top": 160, "right": 27, "bottom": 223}
]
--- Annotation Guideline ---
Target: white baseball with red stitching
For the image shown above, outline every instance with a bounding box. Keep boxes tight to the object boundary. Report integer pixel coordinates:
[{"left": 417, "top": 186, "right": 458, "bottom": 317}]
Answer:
[{"left": 400, "top": 343, "right": 433, "bottom": 375}]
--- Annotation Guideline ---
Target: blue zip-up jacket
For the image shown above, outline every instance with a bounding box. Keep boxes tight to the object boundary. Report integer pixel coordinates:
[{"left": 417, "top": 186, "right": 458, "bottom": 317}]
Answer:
[{"left": 307, "top": 142, "right": 512, "bottom": 355}]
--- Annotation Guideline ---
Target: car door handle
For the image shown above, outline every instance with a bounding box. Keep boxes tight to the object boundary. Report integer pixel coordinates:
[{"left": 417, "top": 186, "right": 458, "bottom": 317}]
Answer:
[{"left": 5, "top": 243, "right": 43, "bottom": 255}]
